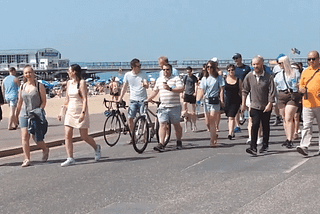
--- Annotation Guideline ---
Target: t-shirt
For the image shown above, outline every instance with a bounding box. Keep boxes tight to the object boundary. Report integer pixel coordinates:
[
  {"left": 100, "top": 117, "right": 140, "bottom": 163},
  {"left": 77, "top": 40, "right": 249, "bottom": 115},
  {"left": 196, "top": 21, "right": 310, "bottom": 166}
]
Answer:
[
  {"left": 274, "top": 69, "right": 300, "bottom": 91},
  {"left": 199, "top": 75, "right": 225, "bottom": 98},
  {"left": 299, "top": 65, "right": 320, "bottom": 108},
  {"left": 155, "top": 75, "right": 183, "bottom": 108},
  {"left": 123, "top": 71, "right": 148, "bottom": 101},
  {"left": 183, "top": 74, "right": 198, "bottom": 95},
  {"left": 235, "top": 64, "right": 251, "bottom": 81}
]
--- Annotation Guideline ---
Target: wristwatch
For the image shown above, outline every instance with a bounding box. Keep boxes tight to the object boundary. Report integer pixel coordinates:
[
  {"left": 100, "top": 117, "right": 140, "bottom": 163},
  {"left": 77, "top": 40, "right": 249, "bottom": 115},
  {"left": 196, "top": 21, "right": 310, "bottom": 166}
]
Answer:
[{"left": 169, "top": 87, "right": 172, "bottom": 91}]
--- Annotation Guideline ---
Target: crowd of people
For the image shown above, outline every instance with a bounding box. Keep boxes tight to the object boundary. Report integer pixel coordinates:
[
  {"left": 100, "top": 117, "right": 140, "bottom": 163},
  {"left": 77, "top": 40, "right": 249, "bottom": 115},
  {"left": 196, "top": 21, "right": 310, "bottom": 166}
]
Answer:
[{"left": 1, "top": 50, "right": 320, "bottom": 166}]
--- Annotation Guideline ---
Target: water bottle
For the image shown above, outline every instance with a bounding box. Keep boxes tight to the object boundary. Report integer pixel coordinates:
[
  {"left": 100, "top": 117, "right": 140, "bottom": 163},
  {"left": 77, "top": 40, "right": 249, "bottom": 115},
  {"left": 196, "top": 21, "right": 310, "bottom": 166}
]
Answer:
[
  {"left": 291, "top": 78, "right": 297, "bottom": 92},
  {"left": 196, "top": 102, "right": 200, "bottom": 115}
]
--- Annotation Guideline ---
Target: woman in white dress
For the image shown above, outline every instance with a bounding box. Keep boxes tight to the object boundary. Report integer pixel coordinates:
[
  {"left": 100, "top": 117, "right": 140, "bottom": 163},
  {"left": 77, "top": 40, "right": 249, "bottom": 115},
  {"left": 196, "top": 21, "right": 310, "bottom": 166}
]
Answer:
[{"left": 58, "top": 64, "right": 101, "bottom": 167}]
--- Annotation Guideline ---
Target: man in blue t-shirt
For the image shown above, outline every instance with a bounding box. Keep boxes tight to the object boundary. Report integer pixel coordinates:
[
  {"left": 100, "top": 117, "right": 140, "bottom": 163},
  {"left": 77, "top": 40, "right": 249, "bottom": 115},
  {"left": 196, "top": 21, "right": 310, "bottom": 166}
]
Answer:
[{"left": 119, "top": 58, "right": 148, "bottom": 136}]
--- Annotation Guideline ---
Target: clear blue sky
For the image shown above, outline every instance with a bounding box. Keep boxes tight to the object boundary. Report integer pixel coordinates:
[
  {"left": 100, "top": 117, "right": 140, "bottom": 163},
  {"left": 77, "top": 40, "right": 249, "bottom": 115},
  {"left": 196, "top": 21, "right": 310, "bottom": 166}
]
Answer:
[{"left": 1, "top": 0, "right": 319, "bottom": 62}]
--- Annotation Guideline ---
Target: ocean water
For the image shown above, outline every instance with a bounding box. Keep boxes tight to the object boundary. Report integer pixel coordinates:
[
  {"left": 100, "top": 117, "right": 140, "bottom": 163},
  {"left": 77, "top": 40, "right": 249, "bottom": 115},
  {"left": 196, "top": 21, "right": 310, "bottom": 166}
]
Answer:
[{"left": 95, "top": 70, "right": 160, "bottom": 82}]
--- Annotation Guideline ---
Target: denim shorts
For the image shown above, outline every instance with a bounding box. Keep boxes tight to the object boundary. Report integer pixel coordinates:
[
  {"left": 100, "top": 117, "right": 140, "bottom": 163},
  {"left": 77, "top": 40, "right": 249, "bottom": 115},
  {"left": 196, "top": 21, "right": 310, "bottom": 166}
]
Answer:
[
  {"left": 128, "top": 100, "right": 145, "bottom": 119},
  {"left": 157, "top": 106, "right": 181, "bottom": 124},
  {"left": 6, "top": 98, "right": 18, "bottom": 107},
  {"left": 19, "top": 116, "right": 28, "bottom": 128},
  {"left": 203, "top": 99, "right": 220, "bottom": 113}
]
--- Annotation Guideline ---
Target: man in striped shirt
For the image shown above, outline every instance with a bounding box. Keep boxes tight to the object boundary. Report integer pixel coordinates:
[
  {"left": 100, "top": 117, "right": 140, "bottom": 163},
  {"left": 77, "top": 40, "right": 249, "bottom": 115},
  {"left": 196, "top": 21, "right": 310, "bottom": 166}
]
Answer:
[{"left": 147, "top": 64, "right": 184, "bottom": 152}]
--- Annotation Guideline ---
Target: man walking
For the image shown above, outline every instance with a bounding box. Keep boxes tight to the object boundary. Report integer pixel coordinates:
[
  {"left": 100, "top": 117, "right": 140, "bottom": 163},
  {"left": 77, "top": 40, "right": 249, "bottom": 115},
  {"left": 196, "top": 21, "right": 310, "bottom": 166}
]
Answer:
[
  {"left": 297, "top": 51, "right": 320, "bottom": 156},
  {"left": 241, "top": 56, "right": 276, "bottom": 155},
  {"left": 182, "top": 66, "right": 198, "bottom": 131},
  {"left": 2, "top": 67, "right": 20, "bottom": 130},
  {"left": 118, "top": 58, "right": 148, "bottom": 139},
  {"left": 233, "top": 53, "right": 251, "bottom": 133},
  {"left": 147, "top": 64, "right": 184, "bottom": 152}
]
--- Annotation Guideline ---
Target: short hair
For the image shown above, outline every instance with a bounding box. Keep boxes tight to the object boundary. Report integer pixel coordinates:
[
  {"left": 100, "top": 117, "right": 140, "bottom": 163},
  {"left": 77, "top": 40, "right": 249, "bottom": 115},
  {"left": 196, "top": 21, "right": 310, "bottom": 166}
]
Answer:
[
  {"left": 130, "top": 58, "right": 140, "bottom": 68},
  {"left": 186, "top": 66, "right": 192, "bottom": 72},
  {"left": 163, "top": 63, "right": 172, "bottom": 71},
  {"left": 252, "top": 55, "right": 264, "bottom": 63},
  {"left": 309, "top": 50, "right": 319, "bottom": 58},
  {"left": 226, "top": 64, "right": 235, "bottom": 71},
  {"left": 9, "top": 67, "right": 16, "bottom": 73},
  {"left": 158, "top": 56, "right": 169, "bottom": 63}
]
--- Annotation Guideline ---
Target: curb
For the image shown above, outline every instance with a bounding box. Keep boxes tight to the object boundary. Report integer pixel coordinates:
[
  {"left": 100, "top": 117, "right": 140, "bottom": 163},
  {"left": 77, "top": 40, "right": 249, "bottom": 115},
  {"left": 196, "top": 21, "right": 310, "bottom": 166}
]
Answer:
[{"left": 0, "top": 113, "right": 205, "bottom": 158}]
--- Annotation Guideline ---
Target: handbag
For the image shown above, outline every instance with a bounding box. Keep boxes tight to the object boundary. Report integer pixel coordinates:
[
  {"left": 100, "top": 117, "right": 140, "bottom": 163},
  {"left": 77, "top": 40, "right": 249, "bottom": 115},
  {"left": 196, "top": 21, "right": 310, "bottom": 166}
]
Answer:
[
  {"left": 282, "top": 71, "right": 301, "bottom": 102},
  {"left": 208, "top": 96, "right": 219, "bottom": 104}
]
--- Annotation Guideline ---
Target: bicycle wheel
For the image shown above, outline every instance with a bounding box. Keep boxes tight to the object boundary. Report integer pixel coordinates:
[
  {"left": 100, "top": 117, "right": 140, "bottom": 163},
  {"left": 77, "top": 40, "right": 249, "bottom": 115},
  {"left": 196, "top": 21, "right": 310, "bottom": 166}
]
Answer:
[
  {"left": 132, "top": 115, "right": 149, "bottom": 154},
  {"left": 155, "top": 119, "right": 171, "bottom": 147},
  {"left": 103, "top": 114, "right": 121, "bottom": 147}
]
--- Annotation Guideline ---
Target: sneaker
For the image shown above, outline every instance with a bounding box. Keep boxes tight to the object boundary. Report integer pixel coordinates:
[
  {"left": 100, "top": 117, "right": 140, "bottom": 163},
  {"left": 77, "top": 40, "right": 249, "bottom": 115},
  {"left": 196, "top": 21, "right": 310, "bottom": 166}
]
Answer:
[
  {"left": 234, "top": 126, "right": 241, "bottom": 133},
  {"left": 246, "top": 138, "right": 251, "bottom": 144},
  {"left": 153, "top": 144, "right": 165, "bottom": 152},
  {"left": 61, "top": 157, "right": 76, "bottom": 167},
  {"left": 21, "top": 159, "right": 31, "bottom": 167},
  {"left": 246, "top": 148, "right": 257, "bottom": 156},
  {"left": 286, "top": 141, "right": 294, "bottom": 149},
  {"left": 257, "top": 137, "right": 263, "bottom": 145},
  {"left": 259, "top": 145, "right": 269, "bottom": 153},
  {"left": 272, "top": 116, "right": 281, "bottom": 126},
  {"left": 95, "top": 144, "right": 101, "bottom": 162},
  {"left": 297, "top": 146, "right": 308, "bottom": 156},
  {"left": 282, "top": 139, "right": 289, "bottom": 147},
  {"left": 176, "top": 140, "right": 182, "bottom": 150}
]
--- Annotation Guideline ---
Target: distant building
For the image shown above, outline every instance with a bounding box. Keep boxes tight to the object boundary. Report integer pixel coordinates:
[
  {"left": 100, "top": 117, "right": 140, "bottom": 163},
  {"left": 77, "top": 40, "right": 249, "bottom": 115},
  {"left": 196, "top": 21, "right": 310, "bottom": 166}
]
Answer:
[{"left": 0, "top": 48, "right": 69, "bottom": 71}]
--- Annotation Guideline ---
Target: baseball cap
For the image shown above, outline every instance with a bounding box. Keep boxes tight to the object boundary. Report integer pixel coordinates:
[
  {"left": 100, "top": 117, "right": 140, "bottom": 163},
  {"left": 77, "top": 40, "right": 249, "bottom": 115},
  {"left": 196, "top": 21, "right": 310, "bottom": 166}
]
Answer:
[
  {"left": 232, "top": 53, "right": 242, "bottom": 59},
  {"left": 276, "top": 53, "right": 285, "bottom": 61},
  {"left": 211, "top": 57, "right": 218, "bottom": 62}
]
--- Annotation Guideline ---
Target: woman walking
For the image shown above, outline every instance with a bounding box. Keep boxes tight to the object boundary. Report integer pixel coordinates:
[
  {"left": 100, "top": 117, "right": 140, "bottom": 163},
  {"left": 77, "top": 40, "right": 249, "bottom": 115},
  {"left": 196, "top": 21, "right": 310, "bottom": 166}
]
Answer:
[
  {"left": 274, "top": 56, "right": 301, "bottom": 148},
  {"left": 197, "top": 60, "right": 225, "bottom": 146},
  {"left": 224, "top": 64, "right": 242, "bottom": 140},
  {"left": 15, "top": 65, "right": 49, "bottom": 167},
  {"left": 58, "top": 64, "right": 101, "bottom": 167}
]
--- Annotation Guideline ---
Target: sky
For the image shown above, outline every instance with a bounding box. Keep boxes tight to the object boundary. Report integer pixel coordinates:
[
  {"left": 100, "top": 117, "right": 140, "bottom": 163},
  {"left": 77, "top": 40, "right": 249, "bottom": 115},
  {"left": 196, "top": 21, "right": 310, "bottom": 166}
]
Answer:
[{"left": 1, "top": 0, "right": 319, "bottom": 62}]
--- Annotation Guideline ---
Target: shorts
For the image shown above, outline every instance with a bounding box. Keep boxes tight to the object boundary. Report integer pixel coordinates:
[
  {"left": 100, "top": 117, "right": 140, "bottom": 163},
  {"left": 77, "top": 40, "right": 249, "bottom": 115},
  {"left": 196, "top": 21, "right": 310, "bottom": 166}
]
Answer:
[
  {"left": 277, "top": 91, "right": 299, "bottom": 109},
  {"left": 157, "top": 106, "right": 181, "bottom": 124},
  {"left": 19, "top": 117, "right": 28, "bottom": 128},
  {"left": 6, "top": 98, "right": 18, "bottom": 107},
  {"left": 183, "top": 94, "right": 196, "bottom": 104},
  {"left": 203, "top": 99, "right": 220, "bottom": 113},
  {"left": 128, "top": 100, "right": 145, "bottom": 119}
]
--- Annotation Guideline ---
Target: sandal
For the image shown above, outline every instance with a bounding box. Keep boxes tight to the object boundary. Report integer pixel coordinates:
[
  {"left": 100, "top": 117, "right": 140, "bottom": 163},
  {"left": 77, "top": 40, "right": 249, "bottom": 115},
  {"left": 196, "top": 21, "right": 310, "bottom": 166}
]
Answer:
[{"left": 42, "top": 148, "right": 50, "bottom": 162}]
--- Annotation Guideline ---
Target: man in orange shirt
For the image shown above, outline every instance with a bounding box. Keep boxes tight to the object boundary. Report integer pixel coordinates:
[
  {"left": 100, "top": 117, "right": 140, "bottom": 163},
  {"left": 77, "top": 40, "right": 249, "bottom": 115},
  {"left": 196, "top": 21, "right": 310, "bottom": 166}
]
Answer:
[{"left": 297, "top": 51, "right": 320, "bottom": 156}]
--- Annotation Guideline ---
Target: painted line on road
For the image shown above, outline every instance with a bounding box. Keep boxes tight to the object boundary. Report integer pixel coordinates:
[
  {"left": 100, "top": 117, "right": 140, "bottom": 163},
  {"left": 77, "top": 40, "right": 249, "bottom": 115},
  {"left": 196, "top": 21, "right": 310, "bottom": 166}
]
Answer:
[
  {"left": 181, "top": 156, "right": 211, "bottom": 172},
  {"left": 283, "top": 159, "right": 309, "bottom": 173}
]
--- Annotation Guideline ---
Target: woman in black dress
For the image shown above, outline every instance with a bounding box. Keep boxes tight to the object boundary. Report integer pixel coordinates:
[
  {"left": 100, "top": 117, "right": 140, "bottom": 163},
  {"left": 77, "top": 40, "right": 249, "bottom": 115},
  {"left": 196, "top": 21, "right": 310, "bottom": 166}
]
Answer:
[{"left": 224, "top": 64, "right": 242, "bottom": 139}]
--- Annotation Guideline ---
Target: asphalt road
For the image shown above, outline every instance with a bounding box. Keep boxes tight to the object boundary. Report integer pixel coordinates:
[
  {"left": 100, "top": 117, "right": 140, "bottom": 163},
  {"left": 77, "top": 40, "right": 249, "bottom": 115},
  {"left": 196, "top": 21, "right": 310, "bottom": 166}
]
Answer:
[{"left": 1, "top": 116, "right": 320, "bottom": 214}]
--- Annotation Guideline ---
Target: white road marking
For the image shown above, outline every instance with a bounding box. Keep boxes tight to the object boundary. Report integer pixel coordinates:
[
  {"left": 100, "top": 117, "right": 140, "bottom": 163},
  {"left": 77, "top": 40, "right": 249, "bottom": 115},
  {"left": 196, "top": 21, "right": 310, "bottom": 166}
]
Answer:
[
  {"left": 181, "top": 156, "right": 211, "bottom": 172},
  {"left": 283, "top": 159, "right": 309, "bottom": 173}
]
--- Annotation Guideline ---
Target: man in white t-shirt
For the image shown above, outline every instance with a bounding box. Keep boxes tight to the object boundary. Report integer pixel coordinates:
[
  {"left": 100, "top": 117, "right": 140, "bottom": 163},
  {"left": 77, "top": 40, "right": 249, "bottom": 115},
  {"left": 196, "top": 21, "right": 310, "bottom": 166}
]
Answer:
[
  {"left": 119, "top": 58, "right": 148, "bottom": 136},
  {"left": 147, "top": 64, "right": 184, "bottom": 152}
]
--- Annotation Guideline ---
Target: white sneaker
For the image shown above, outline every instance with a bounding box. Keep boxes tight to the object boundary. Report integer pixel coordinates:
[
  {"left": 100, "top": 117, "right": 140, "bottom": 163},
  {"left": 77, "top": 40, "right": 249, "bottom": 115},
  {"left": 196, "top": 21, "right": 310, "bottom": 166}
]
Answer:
[
  {"left": 61, "top": 157, "right": 75, "bottom": 167},
  {"left": 95, "top": 144, "right": 101, "bottom": 162},
  {"left": 257, "top": 137, "right": 263, "bottom": 145}
]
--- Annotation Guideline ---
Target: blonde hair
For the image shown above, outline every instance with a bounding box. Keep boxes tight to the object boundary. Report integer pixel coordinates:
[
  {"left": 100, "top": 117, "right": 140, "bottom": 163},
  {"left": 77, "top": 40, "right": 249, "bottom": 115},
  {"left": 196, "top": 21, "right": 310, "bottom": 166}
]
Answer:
[{"left": 278, "top": 56, "right": 294, "bottom": 77}]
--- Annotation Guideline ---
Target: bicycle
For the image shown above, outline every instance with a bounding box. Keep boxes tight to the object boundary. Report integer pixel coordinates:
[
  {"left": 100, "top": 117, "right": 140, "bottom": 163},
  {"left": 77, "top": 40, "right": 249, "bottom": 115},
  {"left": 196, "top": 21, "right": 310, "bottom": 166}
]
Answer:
[
  {"left": 103, "top": 98, "right": 132, "bottom": 147},
  {"left": 132, "top": 100, "right": 171, "bottom": 154}
]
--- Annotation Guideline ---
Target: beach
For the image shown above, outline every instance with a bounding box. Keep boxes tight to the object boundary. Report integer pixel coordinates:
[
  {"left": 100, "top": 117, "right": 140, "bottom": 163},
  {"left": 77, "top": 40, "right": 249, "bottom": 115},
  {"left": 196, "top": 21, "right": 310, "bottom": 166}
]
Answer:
[{"left": 1, "top": 89, "right": 159, "bottom": 118}]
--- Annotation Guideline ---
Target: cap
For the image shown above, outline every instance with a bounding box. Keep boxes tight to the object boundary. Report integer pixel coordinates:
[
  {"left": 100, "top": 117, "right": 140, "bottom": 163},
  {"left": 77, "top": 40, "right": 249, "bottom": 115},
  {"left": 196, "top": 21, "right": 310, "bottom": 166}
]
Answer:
[
  {"left": 232, "top": 53, "right": 242, "bottom": 59},
  {"left": 276, "top": 53, "right": 285, "bottom": 61},
  {"left": 211, "top": 57, "right": 218, "bottom": 62}
]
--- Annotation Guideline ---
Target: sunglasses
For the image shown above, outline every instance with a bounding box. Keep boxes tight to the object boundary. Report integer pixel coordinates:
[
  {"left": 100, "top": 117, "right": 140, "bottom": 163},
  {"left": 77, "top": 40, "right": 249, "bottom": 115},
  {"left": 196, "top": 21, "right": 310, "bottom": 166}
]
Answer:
[
  {"left": 233, "top": 57, "right": 239, "bottom": 60},
  {"left": 307, "top": 58, "right": 318, "bottom": 62},
  {"left": 228, "top": 69, "right": 234, "bottom": 71},
  {"left": 163, "top": 69, "right": 170, "bottom": 71}
]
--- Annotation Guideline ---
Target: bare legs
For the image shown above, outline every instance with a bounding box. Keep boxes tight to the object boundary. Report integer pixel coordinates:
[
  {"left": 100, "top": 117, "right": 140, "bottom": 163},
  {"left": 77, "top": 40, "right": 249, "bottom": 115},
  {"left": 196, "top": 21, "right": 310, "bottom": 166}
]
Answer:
[
  {"left": 64, "top": 126, "right": 98, "bottom": 158},
  {"left": 206, "top": 110, "right": 220, "bottom": 146},
  {"left": 8, "top": 106, "right": 18, "bottom": 130},
  {"left": 279, "top": 105, "right": 298, "bottom": 142}
]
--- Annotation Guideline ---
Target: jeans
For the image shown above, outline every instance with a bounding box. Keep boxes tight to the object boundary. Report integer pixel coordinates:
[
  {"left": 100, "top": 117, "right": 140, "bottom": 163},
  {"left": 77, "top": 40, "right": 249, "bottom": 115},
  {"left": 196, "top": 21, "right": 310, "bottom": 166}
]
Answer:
[
  {"left": 250, "top": 108, "right": 272, "bottom": 149},
  {"left": 300, "top": 107, "right": 320, "bottom": 149}
]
